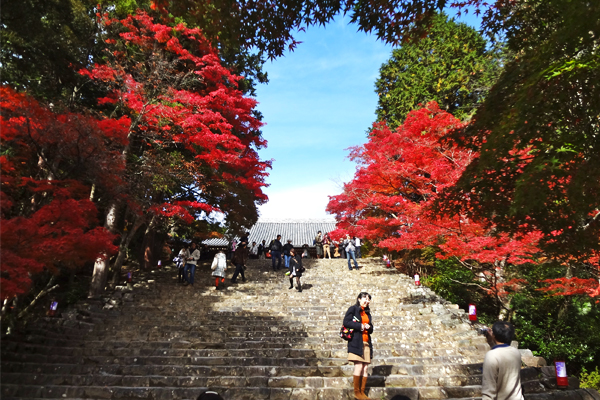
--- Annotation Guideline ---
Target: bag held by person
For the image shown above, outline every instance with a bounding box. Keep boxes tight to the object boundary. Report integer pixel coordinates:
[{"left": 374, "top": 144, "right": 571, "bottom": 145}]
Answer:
[{"left": 339, "top": 325, "right": 354, "bottom": 341}]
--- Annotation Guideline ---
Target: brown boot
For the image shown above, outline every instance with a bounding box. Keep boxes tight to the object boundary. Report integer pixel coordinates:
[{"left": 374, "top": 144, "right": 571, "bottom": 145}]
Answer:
[
  {"left": 353, "top": 375, "right": 367, "bottom": 400},
  {"left": 361, "top": 376, "right": 372, "bottom": 400}
]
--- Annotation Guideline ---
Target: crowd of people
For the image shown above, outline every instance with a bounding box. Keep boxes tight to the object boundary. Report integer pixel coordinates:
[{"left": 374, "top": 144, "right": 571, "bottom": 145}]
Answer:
[
  {"left": 174, "top": 242, "right": 202, "bottom": 286},
  {"left": 238, "top": 232, "right": 363, "bottom": 261},
  {"left": 173, "top": 231, "right": 363, "bottom": 290}
]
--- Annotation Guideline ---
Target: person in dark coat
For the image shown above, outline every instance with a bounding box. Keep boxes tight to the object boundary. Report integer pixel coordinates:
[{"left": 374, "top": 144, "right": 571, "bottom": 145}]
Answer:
[
  {"left": 314, "top": 231, "right": 323, "bottom": 258},
  {"left": 282, "top": 239, "right": 294, "bottom": 269},
  {"left": 343, "top": 292, "right": 374, "bottom": 400},
  {"left": 197, "top": 391, "right": 224, "bottom": 400},
  {"left": 230, "top": 244, "right": 247, "bottom": 283},
  {"left": 287, "top": 248, "right": 305, "bottom": 292},
  {"left": 258, "top": 240, "right": 267, "bottom": 259},
  {"left": 269, "top": 235, "right": 283, "bottom": 270}
]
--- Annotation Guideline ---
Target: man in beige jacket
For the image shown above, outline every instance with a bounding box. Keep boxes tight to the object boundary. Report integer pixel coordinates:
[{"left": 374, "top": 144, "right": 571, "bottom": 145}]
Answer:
[{"left": 481, "top": 321, "right": 524, "bottom": 400}]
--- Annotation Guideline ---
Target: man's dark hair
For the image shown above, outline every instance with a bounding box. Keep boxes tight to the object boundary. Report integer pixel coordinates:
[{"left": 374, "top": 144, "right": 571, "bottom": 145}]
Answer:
[
  {"left": 492, "top": 321, "right": 515, "bottom": 344},
  {"left": 197, "top": 391, "right": 224, "bottom": 400},
  {"left": 277, "top": 234, "right": 281, "bottom": 239}
]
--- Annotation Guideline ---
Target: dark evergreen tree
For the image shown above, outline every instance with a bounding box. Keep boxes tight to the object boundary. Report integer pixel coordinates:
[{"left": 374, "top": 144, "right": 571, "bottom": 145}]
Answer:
[{"left": 374, "top": 12, "right": 503, "bottom": 128}]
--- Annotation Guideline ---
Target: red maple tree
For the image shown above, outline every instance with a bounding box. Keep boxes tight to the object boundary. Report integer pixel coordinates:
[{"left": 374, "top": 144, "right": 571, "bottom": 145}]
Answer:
[
  {"left": 82, "top": 10, "right": 270, "bottom": 221},
  {"left": 1, "top": 87, "right": 125, "bottom": 298},
  {"left": 327, "top": 102, "right": 548, "bottom": 317},
  {"left": 79, "top": 10, "right": 271, "bottom": 292}
]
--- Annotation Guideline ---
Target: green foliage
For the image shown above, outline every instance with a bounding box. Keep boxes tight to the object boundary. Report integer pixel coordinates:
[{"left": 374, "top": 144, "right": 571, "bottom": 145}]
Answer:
[
  {"left": 580, "top": 367, "right": 600, "bottom": 390},
  {"left": 424, "top": 257, "right": 474, "bottom": 305},
  {"left": 105, "top": 0, "right": 446, "bottom": 60},
  {"left": 375, "top": 12, "right": 503, "bottom": 127},
  {"left": 510, "top": 261, "right": 600, "bottom": 373},
  {"left": 423, "top": 257, "right": 496, "bottom": 325},
  {"left": 423, "top": 255, "right": 600, "bottom": 373},
  {"left": 64, "top": 279, "right": 88, "bottom": 305},
  {"left": 0, "top": 0, "right": 99, "bottom": 101},
  {"left": 515, "top": 307, "right": 600, "bottom": 371},
  {"left": 444, "top": 0, "right": 600, "bottom": 259}
]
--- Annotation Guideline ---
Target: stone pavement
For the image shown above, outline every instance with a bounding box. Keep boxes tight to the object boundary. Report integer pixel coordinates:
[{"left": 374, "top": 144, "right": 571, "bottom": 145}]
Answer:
[{"left": 2, "top": 257, "right": 599, "bottom": 400}]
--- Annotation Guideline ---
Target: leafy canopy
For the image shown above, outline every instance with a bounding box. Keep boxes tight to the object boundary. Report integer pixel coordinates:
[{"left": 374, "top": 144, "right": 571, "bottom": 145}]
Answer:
[
  {"left": 375, "top": 12, "right": 502, "bottom": 127},
  {"left": 327, "top": 103, "right": 545, "bottom": 315},
  {"left": 437, "top": 0, "right": 600, "bottom": 261},
  {"left": 82, "top": 10, "right": 272, "bottom": 231}
]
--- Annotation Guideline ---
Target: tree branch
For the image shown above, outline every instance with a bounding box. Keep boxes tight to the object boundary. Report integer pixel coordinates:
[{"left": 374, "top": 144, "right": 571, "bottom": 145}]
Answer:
[
  {"left": 447, "top": 277, "right": 488, "bottom": 292},
  {"left": 581, "top": 209, "right": 600, "bottom": 231},
  {"left": 17, "top": 275, "right": 59, "bottom": 319}
]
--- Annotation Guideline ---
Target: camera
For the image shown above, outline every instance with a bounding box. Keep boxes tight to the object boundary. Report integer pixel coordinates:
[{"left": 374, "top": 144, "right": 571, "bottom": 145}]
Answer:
[{"left": 478, "top": 327, "right": 489, "bottom": 335}]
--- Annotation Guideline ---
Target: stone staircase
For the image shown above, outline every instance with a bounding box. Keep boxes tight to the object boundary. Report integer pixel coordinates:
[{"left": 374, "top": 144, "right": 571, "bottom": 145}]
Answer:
[{"left": 2, "top": 257, "right": 598, "bottom": 400}]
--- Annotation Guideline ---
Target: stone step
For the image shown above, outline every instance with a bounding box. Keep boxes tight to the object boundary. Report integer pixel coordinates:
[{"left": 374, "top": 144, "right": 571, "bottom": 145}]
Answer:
[
  {"left": 0, "top": 382, "right": 495, "bottom": 400},
  {"left": 0, "top": 383, "right": 421, "bottom": 400},
  {"left": 2, "top": 389, "right": 597, "bottom": 400},
  {"left": 1, "top": 342, "right": 485, "bottom": 359},
  {"left": 11, "top": 319, "right": 479, "bottom": 334},
  {"left": 0, "top": 355, "right": 481, "bottom": 373},
  {"left": 1, "top": 361, "right": 484, "bottom": 378},
  {"left": 2, "top": 332, "right": 486, "bottom": 349},
  {"left": 7, "top": 321, "right": 483, "bottom": 335},
  {"left": 2, "top": 336, "right": 483, "bottom": 349},
  {"left": 0, "top": 372, "right": 482, "bottom": 388}
]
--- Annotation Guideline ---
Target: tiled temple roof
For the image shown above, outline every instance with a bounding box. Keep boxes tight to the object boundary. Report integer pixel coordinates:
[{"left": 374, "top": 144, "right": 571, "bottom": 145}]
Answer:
[{"left": 202, "top": 219, "right": 337, "bottom": 247}]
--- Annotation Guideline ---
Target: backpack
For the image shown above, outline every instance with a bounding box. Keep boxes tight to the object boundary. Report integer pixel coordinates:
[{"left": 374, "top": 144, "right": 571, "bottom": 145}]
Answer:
[{"left": 270, "top": 240, "right": 281, "bottom": 252}]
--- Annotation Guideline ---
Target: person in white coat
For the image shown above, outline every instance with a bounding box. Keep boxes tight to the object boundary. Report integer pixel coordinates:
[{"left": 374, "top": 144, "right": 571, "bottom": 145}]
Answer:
[
  {"left": 481, "top": 321, "right": 524, "bottom": 400},
  {"left": 176, "top": 244, "right": 190, "bottom": 283},
  {"left": 210, "top": 251, "right": 227, "bottom": 290}
]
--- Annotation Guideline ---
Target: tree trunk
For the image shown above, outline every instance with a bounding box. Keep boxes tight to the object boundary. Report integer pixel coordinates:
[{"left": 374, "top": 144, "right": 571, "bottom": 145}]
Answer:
[
  {"left": 110, "top": 214, "right": 144, "bottom": 286},
  {"left": 498, "top": 295, "right": 513, "bottom": 321},
  {"left": 89, "top": 203, "right": 120, "bottom": 298},
  {"left": 88, "top": 111, "right": 140, "bottom": 297},
  {"left": 557, "top": 263, "right": 573, "bottom": 320},
  {"left": 141, "top": 215, "right": 161, "bottom": 269}
]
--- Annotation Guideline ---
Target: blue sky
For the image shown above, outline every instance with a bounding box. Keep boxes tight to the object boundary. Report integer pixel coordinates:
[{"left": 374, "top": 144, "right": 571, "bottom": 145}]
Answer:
[{"left": 255, "top": 12, "right": 480, "bottom": 220}]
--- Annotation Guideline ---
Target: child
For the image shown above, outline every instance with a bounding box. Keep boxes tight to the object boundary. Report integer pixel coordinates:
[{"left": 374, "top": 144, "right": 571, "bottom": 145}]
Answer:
[
  {"left": 210, "top": 250, "right": 227, "bottom": 290},
  {"left": 288, "top": 248, "right": 305, "bottom": 292}
]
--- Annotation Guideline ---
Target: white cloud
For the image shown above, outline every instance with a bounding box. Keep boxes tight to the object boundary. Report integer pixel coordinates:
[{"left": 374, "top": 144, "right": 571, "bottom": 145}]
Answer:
[{"left": 258, "top": 180, "right": 344, "bottom": 220}]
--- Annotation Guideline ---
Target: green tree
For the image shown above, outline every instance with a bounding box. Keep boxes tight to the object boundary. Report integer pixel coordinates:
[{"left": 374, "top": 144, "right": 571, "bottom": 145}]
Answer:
[
  {"left": 374, "top": 12, "right": 502, "bottom": 127},
  {"left": 511, "top": 260, "right": 600, "bottom": 373},
  {"left": 0, "top": 0, "right": 99, "bottom": 101},
  {"left": 439, "top": 0, "right": 600, "bottom": 261}
]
